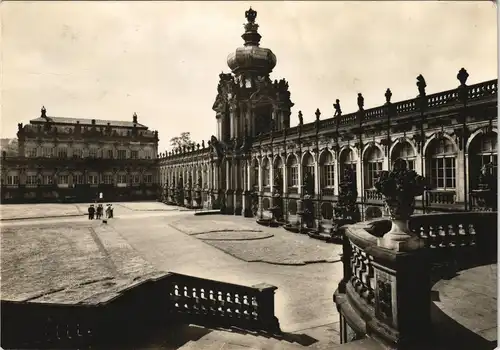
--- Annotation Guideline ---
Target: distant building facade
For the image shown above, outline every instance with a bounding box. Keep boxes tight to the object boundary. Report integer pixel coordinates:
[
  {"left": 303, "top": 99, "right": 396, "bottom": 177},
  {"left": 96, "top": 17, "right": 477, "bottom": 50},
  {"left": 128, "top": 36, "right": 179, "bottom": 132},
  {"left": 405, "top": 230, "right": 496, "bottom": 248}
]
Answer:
[
  {"left": 0, "top": 138, "right": 18, "bottom": 157},
  {"left": 157, "top": 8, "right": 498, "bottom": 222},
  {"left": 0, "top": 107, "right": 159, "bottom": 203}
]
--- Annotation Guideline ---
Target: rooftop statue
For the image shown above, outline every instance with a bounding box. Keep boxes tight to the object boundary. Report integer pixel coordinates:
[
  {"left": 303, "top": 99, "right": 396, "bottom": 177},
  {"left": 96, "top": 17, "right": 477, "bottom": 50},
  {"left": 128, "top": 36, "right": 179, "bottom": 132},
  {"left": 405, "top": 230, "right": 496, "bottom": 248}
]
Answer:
[
  {"left": 333, "top": 99, "right": 342, "bottom": 117},
  {"left": 416, "top": 74, "right": 427, "bottom": 97}
]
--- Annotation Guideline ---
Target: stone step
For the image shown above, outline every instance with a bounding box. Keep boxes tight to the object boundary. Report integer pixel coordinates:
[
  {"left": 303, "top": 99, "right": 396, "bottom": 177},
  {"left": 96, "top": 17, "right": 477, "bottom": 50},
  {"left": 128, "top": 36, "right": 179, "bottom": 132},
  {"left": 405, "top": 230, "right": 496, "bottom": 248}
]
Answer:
[{"left": 331, "top": 338, "right": 384, "bottom": 350}]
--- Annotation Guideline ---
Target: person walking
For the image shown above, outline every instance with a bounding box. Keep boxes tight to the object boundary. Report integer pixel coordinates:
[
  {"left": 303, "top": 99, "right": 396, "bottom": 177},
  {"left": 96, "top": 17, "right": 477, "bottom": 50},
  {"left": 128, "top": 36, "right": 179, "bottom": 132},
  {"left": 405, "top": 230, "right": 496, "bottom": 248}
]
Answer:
[
  {"left": 96, "top": 204, "right": 103, "bottom": 219},
  {"left": 88, "top": 205, "right": 95, "bottom": 220},
  {"left": 105, "top": 204, "right": 111, "bottom": 219},
  {"left": 109, "top": 204, "right": 114, "bottom": 218}
]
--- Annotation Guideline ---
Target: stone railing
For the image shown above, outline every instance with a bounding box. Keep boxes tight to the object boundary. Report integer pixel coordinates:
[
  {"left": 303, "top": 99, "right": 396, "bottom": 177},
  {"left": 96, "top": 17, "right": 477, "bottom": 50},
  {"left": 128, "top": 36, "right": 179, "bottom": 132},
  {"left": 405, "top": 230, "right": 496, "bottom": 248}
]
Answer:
[
  {"left": 334, "top": 211, "right": 497, "bottom": 349},
  {"left": 252, "top": 79, "right": 497, "bottom": 145},
  {"left": 287, "top": 187, "right": 299, "bottom": 195},
  {"left": 364, "top": 188, "right": 383, "bottom": 202},
  {"left": 1, "top": 272, "right": 279, "bottom": 349},
  {"left": 425, "top": 190, "right": 456, "bottom": 205},
  {"left": 321, "top": 187, "right": 335, "bottom": 196}
]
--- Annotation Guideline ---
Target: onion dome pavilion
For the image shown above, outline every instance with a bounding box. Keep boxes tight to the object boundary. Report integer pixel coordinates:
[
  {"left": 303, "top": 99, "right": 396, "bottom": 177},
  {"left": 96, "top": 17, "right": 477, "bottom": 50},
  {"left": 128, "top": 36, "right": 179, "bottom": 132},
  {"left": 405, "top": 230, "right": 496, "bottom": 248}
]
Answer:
[{"left": 227, "top": 7, "right": 277, "bottom": 75}]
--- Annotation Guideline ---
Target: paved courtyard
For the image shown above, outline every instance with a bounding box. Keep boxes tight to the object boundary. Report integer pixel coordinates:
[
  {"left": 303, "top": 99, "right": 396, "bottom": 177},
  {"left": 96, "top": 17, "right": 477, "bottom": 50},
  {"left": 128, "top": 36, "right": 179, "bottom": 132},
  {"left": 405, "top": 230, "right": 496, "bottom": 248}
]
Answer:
[
  {"left": 0, "top": 202, "right": 496, "bottom": 349},
  {"left": 0, "top": 202, "right": 344, "bottom": 348}
]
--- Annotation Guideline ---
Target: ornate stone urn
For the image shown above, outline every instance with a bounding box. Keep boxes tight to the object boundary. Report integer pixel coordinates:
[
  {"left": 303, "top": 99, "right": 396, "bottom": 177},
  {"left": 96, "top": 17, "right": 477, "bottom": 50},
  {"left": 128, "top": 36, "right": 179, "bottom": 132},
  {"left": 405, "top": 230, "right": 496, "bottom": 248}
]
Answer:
[
  {"left": 374, "top": 162, "right": 427, "bottom": 251},
  {"left": 269, "top": 173, "right": 284, "bottom": 223},
  {"left": 471, "top": 162, "right": 497, "bottom": 211}
]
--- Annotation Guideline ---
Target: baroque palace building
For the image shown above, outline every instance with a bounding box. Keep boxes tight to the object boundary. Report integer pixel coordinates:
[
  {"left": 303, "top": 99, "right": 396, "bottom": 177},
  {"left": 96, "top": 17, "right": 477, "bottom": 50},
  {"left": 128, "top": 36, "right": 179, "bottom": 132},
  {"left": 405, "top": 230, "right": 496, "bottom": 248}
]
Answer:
[
  {"left": 157, "top": 7, "right": 498, "bottom": 224},
  {"left": 0, "top": 107, "right": 159, "bottom": 203}
]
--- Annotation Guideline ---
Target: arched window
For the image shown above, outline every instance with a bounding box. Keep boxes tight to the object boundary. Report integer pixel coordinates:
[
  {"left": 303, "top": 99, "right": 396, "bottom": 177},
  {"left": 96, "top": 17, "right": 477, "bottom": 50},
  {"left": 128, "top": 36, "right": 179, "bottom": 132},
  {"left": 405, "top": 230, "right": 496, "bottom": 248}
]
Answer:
[
  {"left": 252, "top": 159, "right": 259, "bottom": 189},
  {"left": 273, "top": 157, "right": 283, "bottom": 191},
  {"left": 262, "top": 157, "right": 270, "bottom": 187},
  {"left": 391, "top": 141, "right": 416, "bottom": 170},
  {"left": 364, "top": 146, "right": 383, "bottom": 189},
  {"left": 320, "top": 151, "right": 335, "bottom": 188},
  {"left": 287, "top": 155, "right": 299, "bottom": 188},
  {"left": 469, "top": 132, "right": 497, "bottom": 189},
  {"left": 427, "top": 138, "right": 456, "bottom": 190},
  {"left": 302, "top": 152, "right": 315, "bottom": 180},
  {"left": 340, "top": 148, "right": 357, "bottom": 185}
]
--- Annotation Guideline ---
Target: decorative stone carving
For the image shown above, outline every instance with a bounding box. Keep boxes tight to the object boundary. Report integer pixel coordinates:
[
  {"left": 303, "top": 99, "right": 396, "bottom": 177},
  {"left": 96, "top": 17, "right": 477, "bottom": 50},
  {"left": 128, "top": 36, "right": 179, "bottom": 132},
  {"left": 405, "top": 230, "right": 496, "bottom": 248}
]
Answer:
[
  {"left": 416, "top": 74, "right": 427, "bottom": 97},
  {"left": 457, "top": 67, "right": 469, "bottom": 87},
  {"left": 357, "top": 93, "right": 364, "bottom": 110},
  {"left": 298, "top": 111, "right": 303, "bottom": 126},
  {"left": 472, "top": 162, "right": 497, "bottom": 211},
  {"left": 385, "top": 89, "right": 392, "bottom": 104},
  {"left": 333, "top": 168, "right": 360, "bottom": 222},
  {"left": 374, "top": 162, "right": 427, "bottom": 251},
  {"left": 333, "top": 99, "right": 342, "bottom": 117}
]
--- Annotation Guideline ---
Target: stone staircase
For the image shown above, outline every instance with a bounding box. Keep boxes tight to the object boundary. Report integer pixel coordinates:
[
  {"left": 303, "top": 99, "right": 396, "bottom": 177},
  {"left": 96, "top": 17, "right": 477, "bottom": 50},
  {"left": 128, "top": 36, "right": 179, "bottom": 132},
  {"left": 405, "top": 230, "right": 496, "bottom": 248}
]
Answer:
[{"left": 138, "top": 323, "right": 384, "bottom": 350}]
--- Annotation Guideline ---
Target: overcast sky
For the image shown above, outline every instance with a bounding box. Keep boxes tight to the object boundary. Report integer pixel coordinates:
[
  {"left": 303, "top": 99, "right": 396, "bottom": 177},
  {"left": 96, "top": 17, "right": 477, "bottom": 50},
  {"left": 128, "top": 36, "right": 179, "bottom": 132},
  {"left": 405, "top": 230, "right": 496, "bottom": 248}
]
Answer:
[{"left": 1, "top": 1, "right": 497, "bottom": 151}]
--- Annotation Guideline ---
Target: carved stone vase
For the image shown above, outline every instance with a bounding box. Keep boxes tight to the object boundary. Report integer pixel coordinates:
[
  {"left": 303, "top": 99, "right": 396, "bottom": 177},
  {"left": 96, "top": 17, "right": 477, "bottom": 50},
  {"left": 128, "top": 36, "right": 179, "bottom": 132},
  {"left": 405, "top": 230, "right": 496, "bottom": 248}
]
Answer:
[{"left": 379, "top": 196, "right": 423, "bottom": 251}]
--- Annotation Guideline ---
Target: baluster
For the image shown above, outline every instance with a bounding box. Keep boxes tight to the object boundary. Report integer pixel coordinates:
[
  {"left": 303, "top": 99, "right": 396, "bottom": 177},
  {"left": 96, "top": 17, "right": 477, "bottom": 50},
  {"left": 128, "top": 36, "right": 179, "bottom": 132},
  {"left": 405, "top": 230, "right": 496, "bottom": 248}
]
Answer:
[
  {"left": 242, "top": 295, "right": 250, "bottom": 319},
  {"left": 419, "top": 224, "right": 428, "bottom": 240},
  {"left": 468, "top": 224, "right": 476, "bottom": 246},
  {"left": 209, "top": 290, "right": 216, "bottom": 315},
  {"left": 234, "top": 293, "right": 241, "bottom": 318},
  {"left": 429, "top": 225, "right": 437, "bottom": 248},
  {"left": 438, "top": 225, "right": 447, "bottom": 248},
  {"left": 457, "top": 224, "right": 466, "bottom": 247},
  {"left": 448, "top": 224, "right": 456, "bottom": 247},
  {"left": 251, "top": 296, "right": 259, "bottom": 320},
  {"left": 217, "top": 291, "right": 224, "bottom": 314}
]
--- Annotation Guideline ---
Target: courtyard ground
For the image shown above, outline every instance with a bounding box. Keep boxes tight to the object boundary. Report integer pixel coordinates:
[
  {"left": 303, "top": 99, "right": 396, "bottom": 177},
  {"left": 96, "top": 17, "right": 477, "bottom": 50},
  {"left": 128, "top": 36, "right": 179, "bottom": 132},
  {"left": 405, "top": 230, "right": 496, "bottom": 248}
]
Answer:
[
  {"left": 0, "top": 202, "right": 344, "bottom": 348},
  {"left": 0, "top": 202, "right": 496, "bottom": 349}
]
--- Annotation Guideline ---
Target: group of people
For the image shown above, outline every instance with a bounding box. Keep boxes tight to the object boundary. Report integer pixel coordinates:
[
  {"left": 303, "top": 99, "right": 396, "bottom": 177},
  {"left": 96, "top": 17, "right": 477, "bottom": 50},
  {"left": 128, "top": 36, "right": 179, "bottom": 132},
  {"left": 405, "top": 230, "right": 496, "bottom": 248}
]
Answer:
[{"left": 88, "top": 203, "right": 114, "bottom": 220}]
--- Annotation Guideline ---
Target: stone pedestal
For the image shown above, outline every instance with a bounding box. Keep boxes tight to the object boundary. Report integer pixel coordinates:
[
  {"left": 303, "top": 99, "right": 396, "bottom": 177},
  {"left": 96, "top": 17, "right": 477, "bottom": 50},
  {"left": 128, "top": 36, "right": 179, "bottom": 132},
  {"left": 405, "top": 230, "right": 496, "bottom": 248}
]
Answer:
[
  {"left": 234, "top": 189, "right": 243, "bottom": 215},
  {"left": 243, "top": 191, "right": 253, "bottom": 217},
  {"left": 377, "top": 219, "right": 425, "bottom": 252},
  {"left": 225, "top": 189, "right": 234, "bottom": 214},
  {"left": 370, "top": 247, "right": 432, "bottom": 348}
]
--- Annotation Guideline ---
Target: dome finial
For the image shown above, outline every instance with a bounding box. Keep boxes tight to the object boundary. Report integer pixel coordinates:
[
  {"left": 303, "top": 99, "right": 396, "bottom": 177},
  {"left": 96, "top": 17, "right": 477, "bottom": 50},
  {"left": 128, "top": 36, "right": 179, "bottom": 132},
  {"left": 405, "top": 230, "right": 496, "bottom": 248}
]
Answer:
[
  {"left": 245, "top": 7, "right": 257, "bottom": 23},
  {"left": 242, "top": 7, "right": 261, "bottom": 46}
]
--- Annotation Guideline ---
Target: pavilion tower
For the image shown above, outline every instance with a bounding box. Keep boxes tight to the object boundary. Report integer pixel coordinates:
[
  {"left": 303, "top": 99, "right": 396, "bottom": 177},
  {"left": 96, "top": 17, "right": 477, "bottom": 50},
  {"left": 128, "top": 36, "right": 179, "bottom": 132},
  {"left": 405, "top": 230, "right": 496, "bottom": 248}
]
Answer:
[{"left": 213, "top": 7, "right": 293, "bottom": 142}]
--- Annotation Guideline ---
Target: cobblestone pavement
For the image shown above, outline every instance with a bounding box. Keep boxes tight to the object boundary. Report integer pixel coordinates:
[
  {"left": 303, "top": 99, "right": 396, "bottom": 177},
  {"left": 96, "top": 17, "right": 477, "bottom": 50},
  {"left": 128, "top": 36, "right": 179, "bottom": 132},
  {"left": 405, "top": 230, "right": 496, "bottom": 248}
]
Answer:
[
  {"left": 169, "top": 216, "right": 342, "bottom": 265},
  {"left": 0, "top": 203, "right": 84, "bottom": 220}
]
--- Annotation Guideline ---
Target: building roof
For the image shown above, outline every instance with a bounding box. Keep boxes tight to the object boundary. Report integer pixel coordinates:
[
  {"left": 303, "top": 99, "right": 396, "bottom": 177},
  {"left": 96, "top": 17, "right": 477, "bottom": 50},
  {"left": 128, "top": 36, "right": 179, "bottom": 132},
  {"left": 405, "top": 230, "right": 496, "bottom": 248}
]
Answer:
[{"left": 29, "top": 116, "right": 148, "bottom": 129}]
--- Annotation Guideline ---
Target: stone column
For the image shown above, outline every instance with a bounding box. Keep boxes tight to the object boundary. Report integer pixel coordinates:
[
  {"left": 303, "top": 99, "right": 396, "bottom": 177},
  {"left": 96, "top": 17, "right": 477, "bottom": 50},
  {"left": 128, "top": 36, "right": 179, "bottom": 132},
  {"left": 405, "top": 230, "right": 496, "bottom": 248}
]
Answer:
[
  {"left": 269, "top": 161, "right": 274, "bottom": 193},
  {"left": 356, "top": 155, "right": 362, "bottom": 201},
  {"left": 297, "top": 156, "right": 303, "bottom": 196},
  {"left": 455, "top": 149, "right": 465, "bottom": 203},
  {"left": 333, "top": 155, "right": 340, "bottom": 196}
]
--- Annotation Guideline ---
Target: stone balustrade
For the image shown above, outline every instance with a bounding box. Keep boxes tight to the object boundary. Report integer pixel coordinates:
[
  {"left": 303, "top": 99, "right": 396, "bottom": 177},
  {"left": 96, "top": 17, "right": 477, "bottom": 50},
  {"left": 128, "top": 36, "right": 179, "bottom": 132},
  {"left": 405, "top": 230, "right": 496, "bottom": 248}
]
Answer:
[
  {"left": 1, "top": 272, "right": 279, "bottom": 349},
  {"left": 364, "top": 188, "right": 384, "bottom": 202},
  {"left": 425, "top": 190, "right": 456, "bottom": 205},
  {"left": 334, "top": 211, "right": 497, "bottom": 349}
]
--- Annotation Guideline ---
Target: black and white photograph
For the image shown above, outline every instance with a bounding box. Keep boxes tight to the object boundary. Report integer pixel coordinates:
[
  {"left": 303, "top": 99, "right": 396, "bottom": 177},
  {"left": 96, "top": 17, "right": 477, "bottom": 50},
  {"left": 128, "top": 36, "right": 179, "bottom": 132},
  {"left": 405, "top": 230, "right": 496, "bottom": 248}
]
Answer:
[{"left": 0, "top": 1, "right": 497, "bottom": 349}]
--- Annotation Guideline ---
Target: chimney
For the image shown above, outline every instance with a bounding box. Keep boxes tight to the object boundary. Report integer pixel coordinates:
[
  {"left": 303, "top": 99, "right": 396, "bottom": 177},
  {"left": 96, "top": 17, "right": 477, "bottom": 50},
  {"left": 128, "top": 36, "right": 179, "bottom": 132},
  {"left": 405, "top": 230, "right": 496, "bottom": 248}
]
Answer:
[
  {"left": 133, "top": 112, "right": 138, "bottom": 124},
  {"left": 41, "top": 106, "right": 47, "bottom": 118}
]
